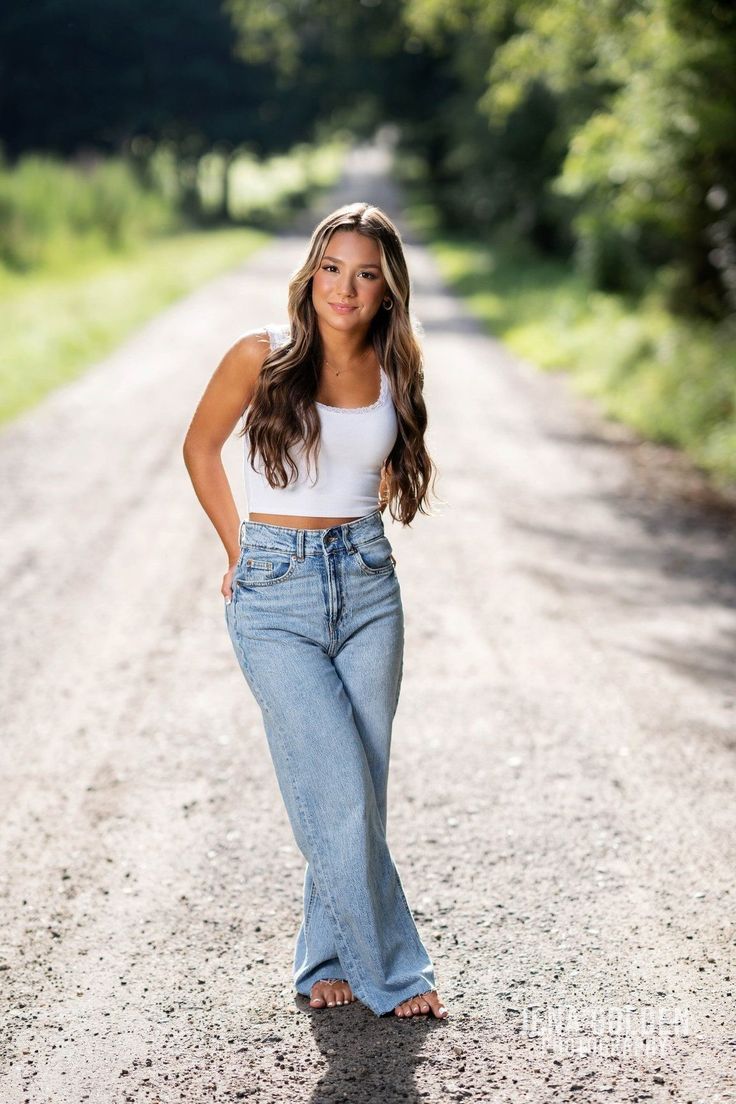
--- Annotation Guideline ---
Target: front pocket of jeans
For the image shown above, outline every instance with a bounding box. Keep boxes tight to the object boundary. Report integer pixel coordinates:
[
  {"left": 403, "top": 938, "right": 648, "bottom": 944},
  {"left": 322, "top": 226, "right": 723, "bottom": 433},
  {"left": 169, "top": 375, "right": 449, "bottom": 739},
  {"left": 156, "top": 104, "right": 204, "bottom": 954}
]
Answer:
[
  {"left": 353, "top": 535, "right": 396, "bottom": 576},
  {"left": 236, "top": 551, "right": 297, "bottom": 586}
]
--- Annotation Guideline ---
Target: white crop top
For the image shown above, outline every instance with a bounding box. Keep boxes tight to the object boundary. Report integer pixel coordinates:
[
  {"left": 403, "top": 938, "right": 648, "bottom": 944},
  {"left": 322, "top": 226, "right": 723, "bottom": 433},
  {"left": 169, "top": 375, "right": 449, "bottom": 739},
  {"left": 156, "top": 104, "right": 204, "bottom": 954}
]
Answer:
[{"left": 240, "top": 323, "right": 399, "bottom": 517}]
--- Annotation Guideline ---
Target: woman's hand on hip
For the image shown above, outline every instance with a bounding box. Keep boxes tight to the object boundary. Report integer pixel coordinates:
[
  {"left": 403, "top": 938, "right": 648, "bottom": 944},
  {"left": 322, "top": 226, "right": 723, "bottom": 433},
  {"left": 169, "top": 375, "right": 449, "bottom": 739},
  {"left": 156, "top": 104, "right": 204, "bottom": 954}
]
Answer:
[{"left": 222, "top": 563, "right": 238, "bottom": 603}]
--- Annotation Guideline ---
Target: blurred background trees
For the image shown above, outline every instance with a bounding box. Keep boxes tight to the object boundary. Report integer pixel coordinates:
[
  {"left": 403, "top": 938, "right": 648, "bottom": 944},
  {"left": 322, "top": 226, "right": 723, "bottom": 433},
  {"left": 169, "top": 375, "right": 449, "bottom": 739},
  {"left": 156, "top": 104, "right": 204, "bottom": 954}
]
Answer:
[{"left": 2, "top": 0, "right": 734, "bottom": 319}]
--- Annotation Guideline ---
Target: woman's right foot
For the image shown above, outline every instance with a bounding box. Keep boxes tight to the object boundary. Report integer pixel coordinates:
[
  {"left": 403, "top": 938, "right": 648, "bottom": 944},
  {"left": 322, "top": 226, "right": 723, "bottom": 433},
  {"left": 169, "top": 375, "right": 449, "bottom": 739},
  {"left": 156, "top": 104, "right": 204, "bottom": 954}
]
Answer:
[{"left": 309, "top": 978, "right": 357, "bottom": 1009}]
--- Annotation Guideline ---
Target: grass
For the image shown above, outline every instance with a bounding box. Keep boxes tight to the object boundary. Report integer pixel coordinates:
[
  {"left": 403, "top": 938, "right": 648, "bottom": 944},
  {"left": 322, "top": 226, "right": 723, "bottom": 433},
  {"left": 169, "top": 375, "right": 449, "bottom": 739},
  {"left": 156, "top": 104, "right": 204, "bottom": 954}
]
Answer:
[
  {"left": 400, "top": 179, "right": 736, "bottom": 490},
  {"left": 0, "top": 136, "right": 348, "bottom": 424},
  {"left": 0, "top": 227, "right": 269, "bottom": 424}
]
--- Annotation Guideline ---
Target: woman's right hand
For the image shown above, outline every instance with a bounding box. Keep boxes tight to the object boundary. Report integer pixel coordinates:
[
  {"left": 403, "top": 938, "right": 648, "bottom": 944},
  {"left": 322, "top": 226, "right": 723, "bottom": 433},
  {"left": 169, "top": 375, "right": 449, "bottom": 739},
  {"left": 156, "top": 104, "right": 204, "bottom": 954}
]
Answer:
[{"left": 222, "top": 563, "right": 238, "bottom": 604}]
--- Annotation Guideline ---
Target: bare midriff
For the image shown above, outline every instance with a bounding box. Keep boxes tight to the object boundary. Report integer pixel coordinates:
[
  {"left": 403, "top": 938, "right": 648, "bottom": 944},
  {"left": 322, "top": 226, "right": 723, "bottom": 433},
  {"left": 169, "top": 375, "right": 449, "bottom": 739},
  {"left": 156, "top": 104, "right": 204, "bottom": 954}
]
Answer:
[{"left": 248, "top": 507, "right": 385, "bottom": 530}]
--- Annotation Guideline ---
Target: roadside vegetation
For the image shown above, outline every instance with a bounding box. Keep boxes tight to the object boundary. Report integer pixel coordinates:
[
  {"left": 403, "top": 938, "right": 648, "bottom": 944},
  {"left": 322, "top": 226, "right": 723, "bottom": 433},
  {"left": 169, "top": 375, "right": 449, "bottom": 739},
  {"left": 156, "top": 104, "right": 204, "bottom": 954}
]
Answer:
[
  {"left": 0, "top": 139, "right": 346, "bottom": 423},
  {"left": 401, "top": 163, "right": 736, "bottom": 488}
]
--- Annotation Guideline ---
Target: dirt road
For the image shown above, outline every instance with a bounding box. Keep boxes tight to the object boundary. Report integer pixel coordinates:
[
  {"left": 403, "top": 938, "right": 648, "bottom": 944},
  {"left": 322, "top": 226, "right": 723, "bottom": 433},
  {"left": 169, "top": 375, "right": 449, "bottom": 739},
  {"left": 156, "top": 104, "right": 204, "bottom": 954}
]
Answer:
[{"left": 1, "top": 138, "right": 734, "bottom": 1103}]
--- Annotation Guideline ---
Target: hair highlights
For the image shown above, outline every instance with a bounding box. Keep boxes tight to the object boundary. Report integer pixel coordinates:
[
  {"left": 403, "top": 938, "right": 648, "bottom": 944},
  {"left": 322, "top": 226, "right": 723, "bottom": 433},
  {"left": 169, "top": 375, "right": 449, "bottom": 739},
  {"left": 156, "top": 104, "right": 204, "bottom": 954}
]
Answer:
[{"left": 238, "top": 201, "right": 439, "bottom": 525}]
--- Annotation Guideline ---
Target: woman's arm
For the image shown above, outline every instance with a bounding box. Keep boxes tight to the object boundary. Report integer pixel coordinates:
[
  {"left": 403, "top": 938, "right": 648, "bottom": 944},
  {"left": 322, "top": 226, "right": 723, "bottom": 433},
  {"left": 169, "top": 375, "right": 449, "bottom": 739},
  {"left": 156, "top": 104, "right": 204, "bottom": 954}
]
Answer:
[{"left": 182, "top": 329, "right": 269, "bottom": 568}]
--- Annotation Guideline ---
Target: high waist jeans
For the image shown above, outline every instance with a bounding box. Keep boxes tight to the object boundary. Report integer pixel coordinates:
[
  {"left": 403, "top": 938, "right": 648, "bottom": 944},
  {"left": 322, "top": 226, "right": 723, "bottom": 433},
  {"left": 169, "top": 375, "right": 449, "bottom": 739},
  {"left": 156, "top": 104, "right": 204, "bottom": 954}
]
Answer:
[{"left": 224, "top": 508, "right": 437, "bottom": 1016}]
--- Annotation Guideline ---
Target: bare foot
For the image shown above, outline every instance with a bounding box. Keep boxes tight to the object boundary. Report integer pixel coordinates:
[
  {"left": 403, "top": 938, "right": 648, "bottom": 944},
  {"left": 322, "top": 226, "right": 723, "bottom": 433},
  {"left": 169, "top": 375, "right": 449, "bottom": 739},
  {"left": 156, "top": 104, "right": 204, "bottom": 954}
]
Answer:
[
  {"left": 394, "top": 989, "right": 449, "bottom": 1019},
  {"left": 308, "top": 977, "right": 357, "bottom": 1009}
]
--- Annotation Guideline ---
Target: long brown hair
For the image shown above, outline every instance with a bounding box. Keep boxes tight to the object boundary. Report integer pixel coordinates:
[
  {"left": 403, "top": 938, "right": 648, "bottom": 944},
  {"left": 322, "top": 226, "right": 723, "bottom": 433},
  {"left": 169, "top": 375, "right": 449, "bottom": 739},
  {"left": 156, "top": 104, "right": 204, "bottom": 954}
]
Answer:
[{"left": 238, "top": 201, "right": 440, "bottom": 525}]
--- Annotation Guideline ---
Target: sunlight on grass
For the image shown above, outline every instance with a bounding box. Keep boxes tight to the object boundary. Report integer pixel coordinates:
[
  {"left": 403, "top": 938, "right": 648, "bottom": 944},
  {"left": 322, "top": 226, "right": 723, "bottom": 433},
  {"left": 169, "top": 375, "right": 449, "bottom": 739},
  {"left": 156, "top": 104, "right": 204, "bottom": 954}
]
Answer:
[
  {"left": 0, "top": 135, "right": 348, "bottom": 425},
  {"left": 404, "top": 192, "right": 736, "bottom": 488},
  {"left": 0, "top": 227, "right": 269, "bottom": 424}
]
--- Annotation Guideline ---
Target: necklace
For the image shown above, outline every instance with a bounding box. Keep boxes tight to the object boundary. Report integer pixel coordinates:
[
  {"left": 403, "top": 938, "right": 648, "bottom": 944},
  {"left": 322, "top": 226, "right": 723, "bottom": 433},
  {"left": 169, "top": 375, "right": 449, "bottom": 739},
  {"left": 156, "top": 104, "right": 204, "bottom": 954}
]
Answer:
[{"left": 323, "top": 346, "right": 372, "bottom": 377}]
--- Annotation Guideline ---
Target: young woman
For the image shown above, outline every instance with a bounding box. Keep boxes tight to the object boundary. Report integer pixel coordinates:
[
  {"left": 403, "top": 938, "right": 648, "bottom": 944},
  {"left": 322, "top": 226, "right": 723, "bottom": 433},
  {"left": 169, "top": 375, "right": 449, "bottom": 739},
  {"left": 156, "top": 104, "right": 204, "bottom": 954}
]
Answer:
[{"left": 182, "top": 201, "right": 449, "bottom": 1020}]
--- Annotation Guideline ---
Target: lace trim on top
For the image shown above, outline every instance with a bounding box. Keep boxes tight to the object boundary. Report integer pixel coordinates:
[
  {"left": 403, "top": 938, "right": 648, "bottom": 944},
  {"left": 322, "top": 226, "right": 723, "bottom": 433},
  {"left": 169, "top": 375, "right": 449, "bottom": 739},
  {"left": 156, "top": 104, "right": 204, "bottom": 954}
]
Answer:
[
  {"left": 315, "top": 366, "right": 388, "bottom": 414},
  {"left": 266, "top": 323, "right": 388, "bottom": 415}
]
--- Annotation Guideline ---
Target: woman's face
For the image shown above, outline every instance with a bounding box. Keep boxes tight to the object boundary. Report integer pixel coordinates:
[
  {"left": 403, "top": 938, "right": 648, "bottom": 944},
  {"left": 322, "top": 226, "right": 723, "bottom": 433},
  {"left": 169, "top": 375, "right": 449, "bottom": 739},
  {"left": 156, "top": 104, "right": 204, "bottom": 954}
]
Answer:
[{"left": 311, "top": 229, "right": 388, "bottom": 329}]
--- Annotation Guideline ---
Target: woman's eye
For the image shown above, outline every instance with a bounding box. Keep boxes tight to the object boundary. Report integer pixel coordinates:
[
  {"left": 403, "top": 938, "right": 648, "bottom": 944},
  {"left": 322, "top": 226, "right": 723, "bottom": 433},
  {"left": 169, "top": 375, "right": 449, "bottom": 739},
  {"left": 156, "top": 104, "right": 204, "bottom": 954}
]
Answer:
[{"left": 322, "top": 264, "right": 377, "bottom": 280}]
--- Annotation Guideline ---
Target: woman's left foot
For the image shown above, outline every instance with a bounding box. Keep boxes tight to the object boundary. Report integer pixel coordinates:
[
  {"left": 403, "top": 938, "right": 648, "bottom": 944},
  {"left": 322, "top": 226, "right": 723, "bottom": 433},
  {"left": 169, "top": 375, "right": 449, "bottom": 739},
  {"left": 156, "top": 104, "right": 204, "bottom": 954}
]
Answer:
[{"left": 394, "top": 989, "right": 449, "bottom": 1019}]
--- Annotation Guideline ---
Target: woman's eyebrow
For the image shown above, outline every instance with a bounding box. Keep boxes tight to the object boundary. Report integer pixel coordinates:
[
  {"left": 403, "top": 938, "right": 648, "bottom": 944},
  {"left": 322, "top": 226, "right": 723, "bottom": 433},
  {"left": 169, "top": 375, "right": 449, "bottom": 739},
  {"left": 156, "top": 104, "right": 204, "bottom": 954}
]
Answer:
[{"left": 323, "top": 254, "right": 382, "bottom": 268}]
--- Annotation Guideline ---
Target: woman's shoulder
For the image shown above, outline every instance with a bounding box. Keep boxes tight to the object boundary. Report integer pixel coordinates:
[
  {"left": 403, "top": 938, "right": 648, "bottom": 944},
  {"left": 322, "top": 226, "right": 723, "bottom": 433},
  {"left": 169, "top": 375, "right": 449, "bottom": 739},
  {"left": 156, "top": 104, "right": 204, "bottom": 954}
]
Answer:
[
  {"left": 264, "top": 321, "right": 291, "bottom": 349},
  {"left": 232, "top": 321, "right": 285, "bottom": 343},
  {"left": 232, "top": 322, "right": 290, "bottom": 356}
]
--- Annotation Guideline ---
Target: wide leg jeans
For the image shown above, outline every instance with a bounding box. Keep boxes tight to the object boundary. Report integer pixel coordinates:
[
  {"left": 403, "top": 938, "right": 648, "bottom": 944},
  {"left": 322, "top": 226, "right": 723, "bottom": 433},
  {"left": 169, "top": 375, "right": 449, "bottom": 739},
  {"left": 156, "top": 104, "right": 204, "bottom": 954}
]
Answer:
[{"left": 224, "top": 508, "right": 437, "bottom": 1016}]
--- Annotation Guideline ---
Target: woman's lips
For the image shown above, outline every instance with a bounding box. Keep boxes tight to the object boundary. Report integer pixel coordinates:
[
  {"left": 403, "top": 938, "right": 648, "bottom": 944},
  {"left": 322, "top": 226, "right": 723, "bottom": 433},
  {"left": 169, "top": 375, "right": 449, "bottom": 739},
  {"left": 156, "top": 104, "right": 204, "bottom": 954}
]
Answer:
[{"left": 329, "top": 303, "right": 358, "bottom": 313}]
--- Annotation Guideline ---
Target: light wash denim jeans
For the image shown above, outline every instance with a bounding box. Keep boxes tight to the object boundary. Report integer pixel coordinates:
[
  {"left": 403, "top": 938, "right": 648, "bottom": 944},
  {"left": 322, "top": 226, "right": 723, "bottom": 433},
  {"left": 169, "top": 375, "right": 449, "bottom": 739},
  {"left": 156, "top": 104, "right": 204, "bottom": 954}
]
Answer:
[{"left": 224, "top": 507, "right": 437, "bottom": 1016}]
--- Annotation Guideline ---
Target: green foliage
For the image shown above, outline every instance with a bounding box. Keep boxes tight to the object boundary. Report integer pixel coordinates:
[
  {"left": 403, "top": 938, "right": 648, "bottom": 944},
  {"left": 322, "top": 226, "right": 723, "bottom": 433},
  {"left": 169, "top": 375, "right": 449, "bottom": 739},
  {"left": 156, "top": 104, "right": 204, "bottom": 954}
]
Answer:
[
  {"left": 0, "top": 133, "right": 348, "bottom": 423},
  {"left": 0, "top": 227, "right": 271, "bottom": 425},
  {"left": 0, "top": 138, "right": 347, "bottom": 275},
  {"left": 485, "top": 0, "right": 736, "bottom": 316},
  {"left": 224, "top": 140, "right": 347, "bottom": 227},
  {"left": 402, "top": 184, "right": 736, "bottom": 486},
  {"left": 5, "top": 0, "right": 736, "bottom": 316},
  {"left": 406, "top": 0, "right": 736, "bottom": 318},
  {"left": 3, "top": 0, "right": 735, "bottom": 322},
  {"left": 0, "top": 152, "right": 175, "bottom": 272}
]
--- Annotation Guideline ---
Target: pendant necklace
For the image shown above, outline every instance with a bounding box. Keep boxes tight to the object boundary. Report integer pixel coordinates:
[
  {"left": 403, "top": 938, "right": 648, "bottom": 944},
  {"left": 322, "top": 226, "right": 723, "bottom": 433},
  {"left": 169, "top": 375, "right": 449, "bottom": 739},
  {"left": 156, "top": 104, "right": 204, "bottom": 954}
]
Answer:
[{"left": 323, "top": 347, "right": 372, "bottom": 377}]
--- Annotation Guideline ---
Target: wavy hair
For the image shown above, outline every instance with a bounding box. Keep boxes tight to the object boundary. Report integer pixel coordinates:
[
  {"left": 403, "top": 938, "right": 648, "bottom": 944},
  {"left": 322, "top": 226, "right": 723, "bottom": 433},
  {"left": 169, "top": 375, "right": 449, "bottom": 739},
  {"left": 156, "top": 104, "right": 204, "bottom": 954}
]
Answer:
[{"left": 237, "top": 201, "right": 440, "bottom": 526}]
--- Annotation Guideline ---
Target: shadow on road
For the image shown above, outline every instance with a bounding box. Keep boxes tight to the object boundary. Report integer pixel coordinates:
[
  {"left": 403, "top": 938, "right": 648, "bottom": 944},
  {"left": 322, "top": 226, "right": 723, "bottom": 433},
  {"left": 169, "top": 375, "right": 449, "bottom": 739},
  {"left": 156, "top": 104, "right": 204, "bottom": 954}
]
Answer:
[{"left": 291, "top": 995, "right": 447, "bottom": 1104}]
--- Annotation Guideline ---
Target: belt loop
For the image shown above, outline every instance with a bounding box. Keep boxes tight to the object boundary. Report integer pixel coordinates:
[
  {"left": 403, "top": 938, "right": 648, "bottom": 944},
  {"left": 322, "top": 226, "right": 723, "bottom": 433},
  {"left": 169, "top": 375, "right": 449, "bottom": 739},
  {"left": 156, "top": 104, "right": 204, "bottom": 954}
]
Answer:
[
  {"left": 342, "top": 523, "right": 355, "bottom": 554},
  {"left": 296, "top": 528, "right": 305, "bottom": 560}
]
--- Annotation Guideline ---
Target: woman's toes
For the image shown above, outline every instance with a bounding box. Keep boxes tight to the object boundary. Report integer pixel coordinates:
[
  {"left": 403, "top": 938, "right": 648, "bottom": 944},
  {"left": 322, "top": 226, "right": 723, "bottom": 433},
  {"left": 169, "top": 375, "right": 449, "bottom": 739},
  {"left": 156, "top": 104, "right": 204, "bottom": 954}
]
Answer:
[
  {"left": 309, "top": 979, "right": 354, "bottom": 1010},
  {"left": 394, "top": 991, "right": 449, "bottom": 1019},
  {"left": 309, "top": 982, "right": 331, "bottom": 1007}
]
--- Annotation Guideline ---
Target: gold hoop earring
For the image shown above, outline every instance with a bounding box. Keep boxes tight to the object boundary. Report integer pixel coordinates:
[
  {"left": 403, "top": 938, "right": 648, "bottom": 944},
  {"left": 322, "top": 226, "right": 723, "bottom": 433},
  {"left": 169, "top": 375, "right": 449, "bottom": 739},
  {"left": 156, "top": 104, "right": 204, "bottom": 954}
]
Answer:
[{"left": 382, "top": 297, "right": 393, "bottom": 310}]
